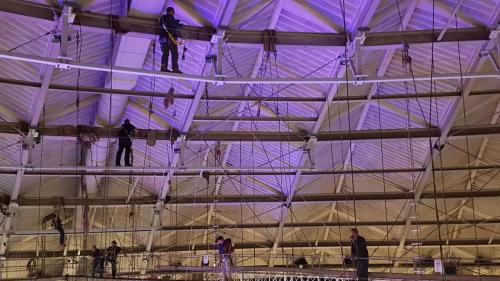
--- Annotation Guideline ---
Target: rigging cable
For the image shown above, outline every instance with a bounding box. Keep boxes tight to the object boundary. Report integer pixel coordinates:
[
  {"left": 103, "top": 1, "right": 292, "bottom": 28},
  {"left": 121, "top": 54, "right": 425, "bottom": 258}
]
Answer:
[{"left": 454, "top": 13, "right": 482, "bottom": 274}]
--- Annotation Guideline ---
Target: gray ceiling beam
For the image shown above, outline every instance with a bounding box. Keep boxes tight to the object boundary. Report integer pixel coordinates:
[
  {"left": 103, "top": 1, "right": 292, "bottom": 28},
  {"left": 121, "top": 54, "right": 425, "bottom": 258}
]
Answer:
[
  {"left": 0, "top": 0, "right": 494, "bottom": 48},
  {"left": 3, "top": 122, "right": 500, "bottom": 142},
  {"left": 3, "top": 239, "right": 500, "bottom": 259},
  {"left": 8, "top": 189, "right": 500, "bottom": 207},
  {"left": 2, "top": 164, "right": 500, "bottom": 177},
  {"left": 6, "top": 218, "right": 500, "bottom": 236},
  {"left": 0, "top": 76, "right": 497, "bottom": 103}
]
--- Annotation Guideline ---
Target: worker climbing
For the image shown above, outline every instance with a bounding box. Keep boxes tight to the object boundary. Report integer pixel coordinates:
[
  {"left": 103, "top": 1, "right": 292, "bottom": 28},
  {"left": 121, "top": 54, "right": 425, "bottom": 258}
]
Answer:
[
  {"left": 51, "top": 212, "right": 65, "bottom": 247},
  {"left": 115, "top": 119, "right": 137, "bottom": 167},
  {"left": 350, "top": 228, "right": 369, "bottom": 281},
  {"left": 216, "top": 236, "right": 234, "bottom": 281},
  {"left": 159, "top": 7, "right": 183, "bottom": 74},
  {"left": 106, "top": 240, "right": 122, "bottom": 279}
]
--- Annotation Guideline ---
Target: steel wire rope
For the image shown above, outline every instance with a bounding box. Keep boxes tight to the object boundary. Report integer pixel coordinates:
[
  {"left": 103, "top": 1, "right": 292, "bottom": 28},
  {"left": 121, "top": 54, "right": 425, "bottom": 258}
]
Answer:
[
  {"left": 114, "top": 37, "right": 162, "bottom": 273},
  {"left": 177, "top": 58, "right": 283, "bottom": 241},
  {"left": 220, "top": 48, "right": 318, "bottom": 258},
  {"left": 223, "top": 44, "right": 289, "bottom": 200},
  {"left": 388, "top": 124, "right": 500, "bottom": 258},
  {"left": 266, "top": 50, "right": 289, "bottom": 265},
  {"left": 339, "top": 0, "right": 359, "bottom": 256},
  {"left": 251, "top": 137, "right": 256, "bottom": 274},
  {"left": 454, "top": 13, "right": 482, "bottom": 274},
  {"left": 372, "top": 82, "right": 394, "bottom": 272},
  {"left": 153, "top": 198, "right": 286, "bottom": 253},
  {"left": 100, "top": 0, "right": 117, "bottom": 274},
  {"left": 420, "top": 3, "right": 448, "bottom": 276},
  {"left": 150, "top": 46, "right": 336, "bottom": 264},
  {"left": 73, "top": 24, "right": 83, "bottom": 275},
  {"left": 271, "top": 55, "right": 348, "bottom": 262},
  {"left": 394, "top": 0, "right": 425, "bottom": 270},
  {"left": 431, "top": 74, "right": 454, "bottom": 261},
  {"left": 326, "top": 60, "right": 346, "bottom": 271},
  {"left": 186, "top": 51, "right": 338, "bottom": 142},
  {"left": 183, "top": 145, "right": 204, "bottom": 276},
  {"left": 239, "top": 138, "right": 244, "bottom": 271},
  {"left": 7, "top": 31, "right": 52, "bottom": 53}
]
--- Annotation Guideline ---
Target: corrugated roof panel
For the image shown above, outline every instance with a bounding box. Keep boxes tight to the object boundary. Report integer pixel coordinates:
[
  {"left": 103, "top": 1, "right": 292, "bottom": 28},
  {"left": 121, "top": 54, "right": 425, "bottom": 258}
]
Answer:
[
  {"left": 21, "top": 176, "right": 78, "bottom": 198},
  {"left": 0, "top": 134, "right": 22, "bottom": 165},
  {"left": 276, "top": 0, "right": 361, "bottom": 32},
  {"left": 352, "top": 139, "right": 429, "bottom": 170},
  {"left": 318, "top": 102, "right": 364, "bottom": 132},
  {"left": 231, "top": 0, "right": 276, "bottom": 29},
  {"left": 369, "top": 0, "right": 415, "bottom": 32}
]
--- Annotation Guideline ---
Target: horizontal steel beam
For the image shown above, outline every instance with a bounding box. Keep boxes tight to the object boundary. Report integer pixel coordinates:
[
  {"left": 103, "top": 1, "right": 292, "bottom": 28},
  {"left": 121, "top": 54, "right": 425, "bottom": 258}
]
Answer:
[
  {"left": 153, "top": 266, "right": 500, "bottom": 281},
  {"left": 193, "top": 116, "right": 318, "bottom": 122},
  {"left": 0, "top": 0, "right": 493, "bottom": 48},
  {"left": 9, "top": 189, "right": 500, "bottom": 207},
  {"left": 2, "top": 164, "right": 500, "bottom": 177},
  {"left": 0, "top": 50, "right": 498, "bottom": 85},
  {"left": 8, "top": 267, "right": 500, "bottom": 281},
  {"left": 0, "top": 76, "right": 497, "bottom": 103},
  {"left": 2, "top": 122, "right": 500, "bottom": 142},
  {"left": 8, "top": 218, "right": 500, "bottom": 236},
  {"left": 5, "top": 239, "right": 500, "bottom": 259}
]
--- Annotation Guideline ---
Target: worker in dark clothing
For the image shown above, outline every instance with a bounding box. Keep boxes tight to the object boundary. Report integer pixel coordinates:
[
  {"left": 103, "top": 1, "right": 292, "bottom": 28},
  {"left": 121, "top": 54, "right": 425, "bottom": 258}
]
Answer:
[
  {"left": 350, "top": 228, "right": 369, "bottom": 281},
  {"left": 115, "top": 119, "right": 137, "bottom": 167},
  {"left": 51, "top": 213, "right": 65, "bottom": 246},
  {"left": 159, "top": 7, "right": 183, "bottom": 73},
  {"left": 106, "top": 240, "right": 122, "bottom": 279},
  {"left": 91, "top": 245, "right": 103, "bottom": 277},
  {"left": 215, "top": 236, "right": 234, "bottom": 281}
]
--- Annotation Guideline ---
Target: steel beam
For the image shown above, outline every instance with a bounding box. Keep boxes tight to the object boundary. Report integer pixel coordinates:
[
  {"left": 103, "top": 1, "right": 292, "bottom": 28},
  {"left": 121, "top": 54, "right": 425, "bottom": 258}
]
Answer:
[
  {"left": 4, "top": 162, "right": 500, "bottom": 177},
  {"left": 3, "top": 239, "right": 500, "bottom": 259},
  {"left": 0, "top": 0, "right": 495, "bottom": 48},
  {"left": 0, "top": 143, "right": 28, "bottom": 257},
  {"left": 5, "top": 123, "right": 500, "bottom": 143},
  {"left": 5, "top": 217, "right": 499, "bottom": 236},
  {"left": 11, "top": 188, "right": 500, "bottom": 208},
  {"left": 437, "top": 0, "right": 465, "bottom": 41},
  {"left": 193, "top": 116, "right": 318, "bottom": 122},
  {"left": 152, "top": 266, "right": 500, "bottom": 281},
  {"left": 0, "top": 50, "right": 499, "bottom": 85},
  {"left": 0, "top": 76, "right": 497, "bottom": 103},
  {"left": 30, "top": 40, "right": 59, "bottom": 127}
]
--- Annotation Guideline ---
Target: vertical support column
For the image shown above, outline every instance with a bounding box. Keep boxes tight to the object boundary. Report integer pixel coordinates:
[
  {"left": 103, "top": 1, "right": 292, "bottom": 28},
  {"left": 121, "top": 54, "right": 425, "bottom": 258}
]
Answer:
[{"left": 0, "top": 137, "right": 31, "bottom": 259}]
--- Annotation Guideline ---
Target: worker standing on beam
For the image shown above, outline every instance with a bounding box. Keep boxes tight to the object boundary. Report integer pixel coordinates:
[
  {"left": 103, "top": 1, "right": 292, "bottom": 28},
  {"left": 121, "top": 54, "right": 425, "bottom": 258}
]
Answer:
[
  {"left": 106, "top": 240, "right": 122, "bottom": 279},
  {"left": 159, "top": 7, "right": 183, "bottom": 74},
  {"left": 351, "top": 228, "right": 369, "bottom": 281},
  {"left": 115, "top": 119, "right": 137, "bottom": 167}
]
